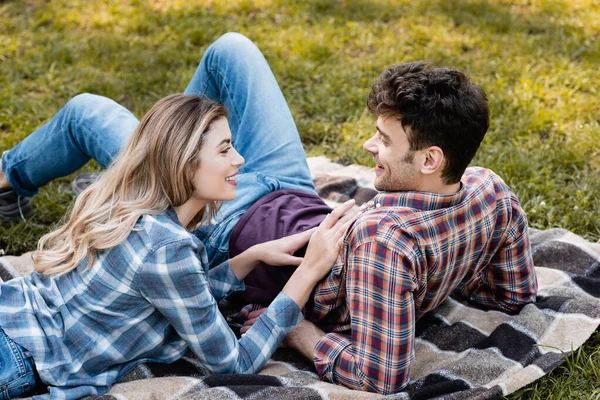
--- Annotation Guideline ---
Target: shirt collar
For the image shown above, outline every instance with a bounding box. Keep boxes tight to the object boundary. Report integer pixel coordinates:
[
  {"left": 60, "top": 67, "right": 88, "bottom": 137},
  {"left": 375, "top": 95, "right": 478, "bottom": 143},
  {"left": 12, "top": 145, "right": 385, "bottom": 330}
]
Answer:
[
  {"left": 372, "top": 182, "right": 466, "bottom": 211},
  {"left": 165, "top": 207, "right": 183, "bottom": 226}
]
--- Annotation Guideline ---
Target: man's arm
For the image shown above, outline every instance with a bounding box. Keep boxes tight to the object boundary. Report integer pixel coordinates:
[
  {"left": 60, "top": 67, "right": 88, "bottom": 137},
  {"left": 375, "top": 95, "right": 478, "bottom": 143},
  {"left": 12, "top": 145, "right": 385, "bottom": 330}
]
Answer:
[
  {"left": 298, "top": 239, "right": 419, "bottom": 395},
  {"left": 284, "top": 320, "right": 325, "bottom": 359},
  {"left": 461, "top": 197, "right": 537, "bottom": 312}
]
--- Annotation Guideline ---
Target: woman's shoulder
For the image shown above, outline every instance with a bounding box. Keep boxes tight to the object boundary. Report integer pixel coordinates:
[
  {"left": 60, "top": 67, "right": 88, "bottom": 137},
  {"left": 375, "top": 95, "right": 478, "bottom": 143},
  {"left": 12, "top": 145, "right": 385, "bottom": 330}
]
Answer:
[
  {"left": 133, "top": 211, "right": 211, "bottom": 283},
  {"left": 133, "top": 209, "right": 202, "bottom": 254}
]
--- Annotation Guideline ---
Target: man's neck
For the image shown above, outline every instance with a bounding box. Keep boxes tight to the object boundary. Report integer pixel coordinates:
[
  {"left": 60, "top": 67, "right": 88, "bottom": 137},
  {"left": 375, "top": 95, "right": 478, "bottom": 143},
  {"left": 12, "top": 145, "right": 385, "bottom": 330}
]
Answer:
[{"left": 415, "top": 180, "right": 461, "bottom": 195}]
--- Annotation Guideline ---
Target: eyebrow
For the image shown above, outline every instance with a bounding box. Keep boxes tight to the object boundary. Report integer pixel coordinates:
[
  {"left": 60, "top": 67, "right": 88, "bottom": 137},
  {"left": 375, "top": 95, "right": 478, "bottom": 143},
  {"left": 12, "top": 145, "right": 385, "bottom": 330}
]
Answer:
[
  {"left": 216, "top": 138, "right": 231, "bottom": 148},
  {"left": 376, "top": 125, "right": 392, "bottom": 142}
]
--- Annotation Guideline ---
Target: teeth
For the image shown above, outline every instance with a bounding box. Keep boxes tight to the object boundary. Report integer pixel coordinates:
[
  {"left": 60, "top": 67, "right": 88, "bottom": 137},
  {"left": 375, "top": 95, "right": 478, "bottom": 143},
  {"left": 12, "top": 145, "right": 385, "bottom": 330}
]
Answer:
[{"left": 225, "top": 176, "right": 236, "bottom": 181}]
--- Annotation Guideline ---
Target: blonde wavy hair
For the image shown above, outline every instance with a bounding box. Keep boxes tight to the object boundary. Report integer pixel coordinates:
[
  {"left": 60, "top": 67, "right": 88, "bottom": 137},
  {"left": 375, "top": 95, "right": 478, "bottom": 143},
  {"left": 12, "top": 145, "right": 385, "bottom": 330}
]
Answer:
[{"left": 34, "top": 94, "right": 228, "bottom": 276}]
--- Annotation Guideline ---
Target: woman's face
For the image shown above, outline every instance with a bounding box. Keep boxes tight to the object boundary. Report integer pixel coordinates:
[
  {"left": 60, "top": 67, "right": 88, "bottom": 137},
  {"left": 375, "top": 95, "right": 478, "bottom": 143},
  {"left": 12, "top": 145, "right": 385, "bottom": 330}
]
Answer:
[{"left": 191, "top": 117, "right": 244, "bottom": 202}]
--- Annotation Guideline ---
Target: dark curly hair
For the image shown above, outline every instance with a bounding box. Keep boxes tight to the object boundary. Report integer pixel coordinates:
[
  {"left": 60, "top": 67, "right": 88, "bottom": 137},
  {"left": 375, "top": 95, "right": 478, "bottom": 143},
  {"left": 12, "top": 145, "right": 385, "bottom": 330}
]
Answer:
[{"left": 367, "top": 62, "right": 489, "bottom": 184}]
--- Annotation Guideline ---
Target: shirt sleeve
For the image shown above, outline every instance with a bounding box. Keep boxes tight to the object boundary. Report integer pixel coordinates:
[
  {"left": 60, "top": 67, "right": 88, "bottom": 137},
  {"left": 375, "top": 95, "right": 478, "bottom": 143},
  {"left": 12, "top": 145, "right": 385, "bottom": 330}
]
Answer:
[
  {"left": 206, "top": 259, "right": 245, "bottom": 303},
  {"left": 464, "top": 197, "right": 538, "bottom": 312},
  {"left": 313, "top": 239, "right": 418, "bottom": 395},
  {"left": 137, "top": 240, "right": 303, "bottom": 374}
]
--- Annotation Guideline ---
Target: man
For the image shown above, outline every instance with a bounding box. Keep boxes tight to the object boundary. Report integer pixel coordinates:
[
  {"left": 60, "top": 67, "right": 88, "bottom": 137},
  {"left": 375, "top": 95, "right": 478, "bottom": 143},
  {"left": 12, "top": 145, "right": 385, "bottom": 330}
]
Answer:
[
  {"left": 0, "top": 33, "right": 536, "bottom": 395},
  {"left": 276, "top": 62, "right": 538, "bottom": 394}
]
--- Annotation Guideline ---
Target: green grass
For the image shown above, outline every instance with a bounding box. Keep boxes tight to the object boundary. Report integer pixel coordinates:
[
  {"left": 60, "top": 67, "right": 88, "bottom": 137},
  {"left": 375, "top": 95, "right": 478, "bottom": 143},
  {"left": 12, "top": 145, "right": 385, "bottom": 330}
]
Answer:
[
  {"left": 1, "top": 0, "right": 599, "bottom": 397},
  {"left": 509, "top": 331, "right": 600, "bottom": 400}
]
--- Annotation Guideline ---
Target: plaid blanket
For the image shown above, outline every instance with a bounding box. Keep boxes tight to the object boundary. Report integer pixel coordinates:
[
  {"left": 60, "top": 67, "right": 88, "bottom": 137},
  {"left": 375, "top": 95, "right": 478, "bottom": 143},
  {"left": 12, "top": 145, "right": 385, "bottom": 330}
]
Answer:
[{"left": 2, "top": 156, "right": 599, "bottom": 400}]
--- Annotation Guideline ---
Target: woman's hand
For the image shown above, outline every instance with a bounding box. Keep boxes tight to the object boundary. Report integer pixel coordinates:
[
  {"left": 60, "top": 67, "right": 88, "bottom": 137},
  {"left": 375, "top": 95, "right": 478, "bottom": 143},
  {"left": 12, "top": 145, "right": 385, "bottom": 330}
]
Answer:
[
  {"left": 253, "top": 228, "right": 317, "bottom": 267},
  {"left": 229, "top": 228, "right": 316, "bottom": 281},
  {"left": 298, "top": 199, "right": 358, "bottom": 282},
  {"left": 282, "top": 199, "right": 358, "bottom": 308}
]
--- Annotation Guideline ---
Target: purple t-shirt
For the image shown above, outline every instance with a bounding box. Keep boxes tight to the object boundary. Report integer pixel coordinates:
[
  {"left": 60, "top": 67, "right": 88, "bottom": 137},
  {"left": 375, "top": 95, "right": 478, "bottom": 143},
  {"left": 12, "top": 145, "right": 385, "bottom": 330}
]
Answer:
[{"left": 228, "top": 189, "right": 332, "bottom": 305}]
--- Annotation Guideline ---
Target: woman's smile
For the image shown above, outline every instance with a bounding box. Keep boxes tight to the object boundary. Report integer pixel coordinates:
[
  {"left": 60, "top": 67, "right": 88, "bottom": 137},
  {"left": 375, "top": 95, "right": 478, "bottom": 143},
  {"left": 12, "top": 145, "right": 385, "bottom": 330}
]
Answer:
[{"left": 225, "top": 172, "right": 238, "bottom": 186}]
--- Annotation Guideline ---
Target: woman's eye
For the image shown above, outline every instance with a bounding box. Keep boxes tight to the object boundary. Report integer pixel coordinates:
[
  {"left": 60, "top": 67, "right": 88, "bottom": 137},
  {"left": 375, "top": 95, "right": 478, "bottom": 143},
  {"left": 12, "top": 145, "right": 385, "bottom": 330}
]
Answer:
[{"left": 221, "top": 146, "right": 231, "bottom": 154}]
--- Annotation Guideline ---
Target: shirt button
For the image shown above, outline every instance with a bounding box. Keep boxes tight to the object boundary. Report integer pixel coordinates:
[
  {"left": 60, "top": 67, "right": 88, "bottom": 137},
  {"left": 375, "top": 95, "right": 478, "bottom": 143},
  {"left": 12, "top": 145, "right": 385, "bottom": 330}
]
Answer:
[{"left": 376, "top": 203, "right": 381, "bottom": 208}]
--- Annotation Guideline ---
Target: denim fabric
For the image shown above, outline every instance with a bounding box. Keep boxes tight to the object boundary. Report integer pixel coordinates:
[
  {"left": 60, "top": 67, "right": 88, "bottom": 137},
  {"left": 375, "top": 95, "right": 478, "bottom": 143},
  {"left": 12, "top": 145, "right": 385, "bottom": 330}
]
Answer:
[
  {"left": 1, "top": 94, "right": 137, "bottom": 198},
  {"left": 0, "top": 327, "right": 38, "bottom": 400},
  {"left": 1, "top": 32, "right": 315, "bottom": 267}
]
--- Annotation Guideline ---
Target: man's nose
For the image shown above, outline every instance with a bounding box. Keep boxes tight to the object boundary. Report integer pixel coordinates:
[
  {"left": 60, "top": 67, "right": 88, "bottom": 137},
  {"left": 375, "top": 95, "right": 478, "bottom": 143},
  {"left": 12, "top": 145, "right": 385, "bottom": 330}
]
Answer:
[{"left": 363, "top": 136, "right": 377, "bottom": 153}]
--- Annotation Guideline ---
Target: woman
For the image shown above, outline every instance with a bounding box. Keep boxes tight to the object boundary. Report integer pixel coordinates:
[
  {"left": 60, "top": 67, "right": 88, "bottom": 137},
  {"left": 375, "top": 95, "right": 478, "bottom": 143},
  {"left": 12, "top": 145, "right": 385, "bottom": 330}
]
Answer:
[{"left": 0, "top": 94, "right": 356, "bottom": 399}]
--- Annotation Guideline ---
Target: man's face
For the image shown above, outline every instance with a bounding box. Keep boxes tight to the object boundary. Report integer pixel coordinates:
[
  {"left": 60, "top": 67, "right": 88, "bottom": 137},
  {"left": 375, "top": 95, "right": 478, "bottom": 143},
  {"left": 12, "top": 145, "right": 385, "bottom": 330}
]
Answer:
[{"left": 362, "top": 116, "right": 419, "bottom": 191}]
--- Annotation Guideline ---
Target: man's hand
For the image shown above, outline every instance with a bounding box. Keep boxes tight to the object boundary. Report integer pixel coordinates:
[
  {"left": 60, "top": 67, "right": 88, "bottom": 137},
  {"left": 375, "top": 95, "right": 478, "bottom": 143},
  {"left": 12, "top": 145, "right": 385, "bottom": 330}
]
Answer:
[
  {"left": 284, "top": 320, "right": 326, "bottom": 361},
  {"left": 239, "top": 307, "right": 267, "bottom": 335}
]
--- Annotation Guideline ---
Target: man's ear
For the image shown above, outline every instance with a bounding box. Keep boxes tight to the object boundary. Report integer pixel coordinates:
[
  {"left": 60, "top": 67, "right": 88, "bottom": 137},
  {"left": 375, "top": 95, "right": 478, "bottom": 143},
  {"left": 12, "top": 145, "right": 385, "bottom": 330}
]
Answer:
[{"left": 419, "top": 146, "right": 445, "bottom": 176}]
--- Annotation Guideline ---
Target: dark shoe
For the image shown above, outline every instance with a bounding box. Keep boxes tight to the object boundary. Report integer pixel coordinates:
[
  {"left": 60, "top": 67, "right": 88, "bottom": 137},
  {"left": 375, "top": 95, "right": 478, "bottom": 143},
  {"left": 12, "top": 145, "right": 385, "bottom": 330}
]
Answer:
[
  {"left": 72, "top": 172, "right": 101, "bottom": 196},
  {"left": 0, "top": 188, "right": 32, "bottom": 222}
]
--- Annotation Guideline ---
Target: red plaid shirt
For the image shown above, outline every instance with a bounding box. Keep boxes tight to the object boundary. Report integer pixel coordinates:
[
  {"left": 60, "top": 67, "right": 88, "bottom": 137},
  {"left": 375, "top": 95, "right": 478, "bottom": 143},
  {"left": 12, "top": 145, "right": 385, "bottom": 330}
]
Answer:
[{"left": 305, "top": 167, "right": 537, "bottom": 394}]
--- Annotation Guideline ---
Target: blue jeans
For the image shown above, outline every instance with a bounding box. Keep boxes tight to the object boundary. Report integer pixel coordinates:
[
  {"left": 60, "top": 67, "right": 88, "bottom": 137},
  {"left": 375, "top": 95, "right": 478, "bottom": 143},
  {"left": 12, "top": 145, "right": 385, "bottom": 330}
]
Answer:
[
  {"left": 1, "top": 33, "right": 316, "bottom": 267},
  {"left": 0, "top": 327, "right": 38, "bottom": 399}
]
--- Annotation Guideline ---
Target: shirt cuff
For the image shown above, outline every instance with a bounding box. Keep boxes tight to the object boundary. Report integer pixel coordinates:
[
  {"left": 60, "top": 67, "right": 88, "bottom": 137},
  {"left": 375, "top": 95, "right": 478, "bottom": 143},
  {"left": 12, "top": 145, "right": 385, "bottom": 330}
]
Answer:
[
  {"left": 313, "top": 332, "right": 353, "bottom": 382},
  {"left": 262, "top": 292, "right": 304, "bottom": 332}
]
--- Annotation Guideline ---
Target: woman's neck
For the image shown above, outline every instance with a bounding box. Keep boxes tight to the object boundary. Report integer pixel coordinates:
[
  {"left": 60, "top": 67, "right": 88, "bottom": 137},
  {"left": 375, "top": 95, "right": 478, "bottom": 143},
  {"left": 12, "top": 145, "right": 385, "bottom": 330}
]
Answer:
[{"left": 174, "top": 197, "right": 207, "bottom": 227}]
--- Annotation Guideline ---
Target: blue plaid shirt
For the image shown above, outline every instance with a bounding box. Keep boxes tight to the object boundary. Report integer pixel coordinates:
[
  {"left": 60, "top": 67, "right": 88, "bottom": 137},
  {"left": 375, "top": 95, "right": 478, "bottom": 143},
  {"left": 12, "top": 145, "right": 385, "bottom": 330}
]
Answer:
[{"left": 0, "top": 209, "right": 302, "bottom": 400}]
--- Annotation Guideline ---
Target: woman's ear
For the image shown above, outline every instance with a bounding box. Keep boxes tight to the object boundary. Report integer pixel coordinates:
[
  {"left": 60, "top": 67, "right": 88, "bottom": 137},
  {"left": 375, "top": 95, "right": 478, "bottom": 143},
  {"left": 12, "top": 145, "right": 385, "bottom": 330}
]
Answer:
[{"left": 419, "top": 146, "right": 445, "bottom": 176}]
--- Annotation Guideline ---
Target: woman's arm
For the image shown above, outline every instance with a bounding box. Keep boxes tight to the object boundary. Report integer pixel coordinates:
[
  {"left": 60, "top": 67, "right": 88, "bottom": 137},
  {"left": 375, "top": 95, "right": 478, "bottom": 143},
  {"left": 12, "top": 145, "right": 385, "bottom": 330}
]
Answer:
[
  {"left": 137, "top": 200, "right": 356, "bottom": 374},
  {"left": 138, "top": 239, "right": 302, "bottom": 374}
]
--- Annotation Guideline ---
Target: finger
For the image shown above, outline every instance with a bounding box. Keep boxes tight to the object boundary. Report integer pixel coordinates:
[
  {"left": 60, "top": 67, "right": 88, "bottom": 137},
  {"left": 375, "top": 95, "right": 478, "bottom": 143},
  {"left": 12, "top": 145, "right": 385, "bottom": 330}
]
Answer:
[
  {"left": 286, "top": 227, "right": 317, "bottom": 249},
  {"left": 266, "top": 254, "right": 303, "bottom": 267},
  {"left": 281, "top": 255, "right": 304, "bottom": 267},
  {"left": 329, "top": 211, "right": 358, "bottom": 241},
  {"left": 320, "top": 199, "right": 355, "bottom": 229},
  {"left": 333, "top": 218, "right": 356, "bottom": 243},
  {"left": 242, "top": 317, "right": 260, "bottom": 329},
  {"left": 328, "top": 199, "right": 356, "bottom": 223},
  {"left": 332, "top": 207, "right": 359, "bottom": 231},
  {"left": 247, "top": 308, "right": 266, "bottom": 320}
]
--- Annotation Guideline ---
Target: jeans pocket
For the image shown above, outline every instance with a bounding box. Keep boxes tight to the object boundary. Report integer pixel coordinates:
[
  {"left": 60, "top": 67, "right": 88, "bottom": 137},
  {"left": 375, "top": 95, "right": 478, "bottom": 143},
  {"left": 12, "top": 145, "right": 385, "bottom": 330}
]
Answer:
[
  {"left": 5, "top": 377, "right": 33, "bottom": 399},
  {"left": 0, "top": 329, "right": 38, "bottom": 400}
]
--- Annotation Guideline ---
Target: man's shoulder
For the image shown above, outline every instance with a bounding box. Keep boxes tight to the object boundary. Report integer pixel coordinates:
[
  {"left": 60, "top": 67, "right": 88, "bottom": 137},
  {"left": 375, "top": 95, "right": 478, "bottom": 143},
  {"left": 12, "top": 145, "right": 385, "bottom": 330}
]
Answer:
[
  {"left": 463, "top": 167, "right": 529, "bottom": 232},
  {"left": 464, "top": 166, "right": 514, "bottom": 193},
  {"left": 464, "top": 166, "right": 524, "bottom": 206},
  {"left": 348, "top": 208, "right": 418, "bottom": 252}
]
